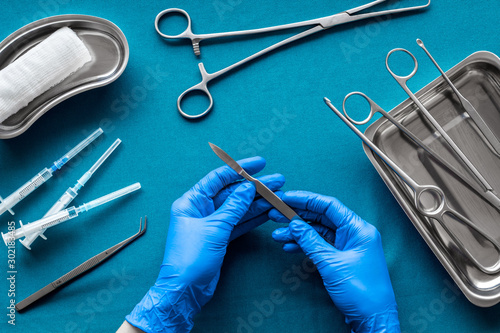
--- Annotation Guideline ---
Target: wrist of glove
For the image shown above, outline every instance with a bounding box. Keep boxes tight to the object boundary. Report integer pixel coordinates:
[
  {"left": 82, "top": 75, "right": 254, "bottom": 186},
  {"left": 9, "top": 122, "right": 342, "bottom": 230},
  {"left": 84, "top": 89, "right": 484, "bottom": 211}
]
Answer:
[
  {"left": 126, "top": 157, "right": 285, "bottom": 333},
  {"left": 348, "top": 306, "right": 400, "bottom": 333},
  {"left": 126, "top": 272, "right": 209, "bottom": 333}
]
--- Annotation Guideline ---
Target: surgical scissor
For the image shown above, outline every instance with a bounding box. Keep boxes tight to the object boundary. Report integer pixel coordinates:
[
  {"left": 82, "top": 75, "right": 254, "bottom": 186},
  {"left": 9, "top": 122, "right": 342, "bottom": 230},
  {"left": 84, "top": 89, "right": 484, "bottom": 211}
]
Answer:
[
  {"left": 325, "top": 96, "right": 500, "bottom": 274},
  {"left": 155, "top": 0, "right": 431, "bottom": 119}
]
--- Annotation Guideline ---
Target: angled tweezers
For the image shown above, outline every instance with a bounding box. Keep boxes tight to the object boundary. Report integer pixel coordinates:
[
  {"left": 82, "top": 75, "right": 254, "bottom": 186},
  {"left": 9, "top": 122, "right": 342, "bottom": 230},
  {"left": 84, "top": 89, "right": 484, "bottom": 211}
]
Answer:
[{"left": 16, "top": 217, "right": 147, "bottom": 311}]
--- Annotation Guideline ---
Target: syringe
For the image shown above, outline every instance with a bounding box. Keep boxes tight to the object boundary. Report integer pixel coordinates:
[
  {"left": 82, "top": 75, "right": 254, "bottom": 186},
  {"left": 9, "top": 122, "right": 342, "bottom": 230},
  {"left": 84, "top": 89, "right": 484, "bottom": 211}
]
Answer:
[
  {"left": 19, "top": 139, "right": 122, "bottom": 250},
  {"left": 2, "top": 182, "right": 141, "bottom": 248},
  {"left": 0, "top": 128, "right": 103, "bottom": 217}
]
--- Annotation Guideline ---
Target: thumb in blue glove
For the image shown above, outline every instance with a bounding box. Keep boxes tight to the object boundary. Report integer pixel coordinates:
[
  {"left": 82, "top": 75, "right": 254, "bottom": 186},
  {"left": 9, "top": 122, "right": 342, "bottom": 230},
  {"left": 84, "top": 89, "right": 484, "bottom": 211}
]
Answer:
[
  {"left": 126, "top": 156, "right": 285, "bottom": 333},
  {"left": 270, "top": 191, "right": 400, "bottom": 333}
]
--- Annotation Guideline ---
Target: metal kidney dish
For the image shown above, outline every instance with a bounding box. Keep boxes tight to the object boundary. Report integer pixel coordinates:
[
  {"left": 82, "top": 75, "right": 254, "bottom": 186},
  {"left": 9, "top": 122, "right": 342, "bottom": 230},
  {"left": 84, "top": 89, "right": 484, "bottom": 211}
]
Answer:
[{"left": 0, "top": 14, "right": 129, "bottom": 139}]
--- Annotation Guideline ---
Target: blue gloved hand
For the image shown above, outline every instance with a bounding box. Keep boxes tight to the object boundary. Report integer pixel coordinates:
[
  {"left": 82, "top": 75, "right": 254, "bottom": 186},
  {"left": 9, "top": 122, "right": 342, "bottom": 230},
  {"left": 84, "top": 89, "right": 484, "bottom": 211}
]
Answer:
[
  {"left": 269, "top": 191, "right": 400, "bottom": 333},
  {"left": 126, "top": 156, "right": 285, "bottom": 333}
]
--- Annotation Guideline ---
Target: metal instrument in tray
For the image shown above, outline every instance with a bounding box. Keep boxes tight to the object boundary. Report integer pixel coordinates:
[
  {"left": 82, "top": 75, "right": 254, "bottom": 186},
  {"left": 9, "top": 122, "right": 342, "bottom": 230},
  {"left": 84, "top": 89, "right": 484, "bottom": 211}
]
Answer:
[{"left": 361, "top": 51, "right": 500, "bottom": 307}]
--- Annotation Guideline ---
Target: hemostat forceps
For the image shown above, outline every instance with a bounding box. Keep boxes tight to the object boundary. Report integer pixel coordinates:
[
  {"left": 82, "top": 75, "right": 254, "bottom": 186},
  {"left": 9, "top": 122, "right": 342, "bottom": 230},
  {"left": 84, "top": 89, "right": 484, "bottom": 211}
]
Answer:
[
  {"left": 325, "top": 96, "right": 500, "bottom": 275},
  {"left": 155, "top": 0, "right": 431, "bottom": 119}
]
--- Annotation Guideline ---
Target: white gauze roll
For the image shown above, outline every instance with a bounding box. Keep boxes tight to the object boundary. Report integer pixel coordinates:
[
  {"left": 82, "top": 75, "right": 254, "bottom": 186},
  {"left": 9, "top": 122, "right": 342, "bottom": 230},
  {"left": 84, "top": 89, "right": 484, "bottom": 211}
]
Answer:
[{"left": 0, "top": 27, "right": 92, "bottom": 123}]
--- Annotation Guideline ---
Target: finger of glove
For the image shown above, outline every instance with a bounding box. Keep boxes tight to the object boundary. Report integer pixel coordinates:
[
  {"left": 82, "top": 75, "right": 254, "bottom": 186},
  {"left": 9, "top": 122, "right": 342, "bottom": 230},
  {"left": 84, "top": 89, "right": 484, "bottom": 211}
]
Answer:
[
  {"left": 282, "top": 191, "right": 362, "bottom": 230},
  {"left": 212, "top": 182, "right": 256, "bottom": 226},
  {"left": 241, "top": 193, "right": 283, "bottom": 222},
  {"left": 273, "top": 223, "right": 335, "bottom": 244},
  {"left": 229, "top": 213, "right": 269, "bottom": 241},
  {"left": 289, "top": 220, "right": 338, "bottom": 262},
  {"left": 213, "top": 174, "right": 285, "bottom": 209},
  {"left": 283, "top": 242, "right": 302, "bottom": 253},
  {"left": 192, "top": 156, "right": 265, "bottom": 199},
  {"left": 269, "top": 207, "right": 327, "bottom": 225}
]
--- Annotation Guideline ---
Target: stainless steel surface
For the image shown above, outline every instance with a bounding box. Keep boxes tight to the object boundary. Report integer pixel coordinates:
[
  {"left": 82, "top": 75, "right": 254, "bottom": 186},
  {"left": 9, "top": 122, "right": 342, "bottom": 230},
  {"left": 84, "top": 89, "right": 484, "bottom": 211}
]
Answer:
[
  {"left": 155, "top": 0, "right": 431, "bottom": 119},
  {"left": 0, "top": 15, "right": 129, "bottom": 139},
  {"left": 326, "top": 97, "right": 500, "bottom": 275},
  {"left": 417, "top": 39, "right": 500, "bottom": 156},
  {"left": 342, "top": 92, "right": 500, "bottom": 212},
  {"left": 209, "top": 143, "right": 300, "bottom": 221},
  {"left": 16, "top": 217, "right": 146, "bottom": 311},
  {"left": 386, "top": 48, "right": 495, "bottom": 194},
  {"left": 362, "top": 51, "right": 500, "bottom": 307}
]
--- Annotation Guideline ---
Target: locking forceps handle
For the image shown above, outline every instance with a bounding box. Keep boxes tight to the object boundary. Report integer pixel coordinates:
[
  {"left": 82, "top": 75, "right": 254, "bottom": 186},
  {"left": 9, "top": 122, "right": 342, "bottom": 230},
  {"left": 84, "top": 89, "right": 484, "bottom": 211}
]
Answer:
[
  {"left": 176, "top": 25, "right": 324, "bottom": 119},
  {"left": 325, "top": 97, "right": 419, "bottom": 190},
  {"left": 154, "top": 8, "right": 327, "bottom": 56},
  {"left": 156, "top": 1, "right": 431, "bottom": 56}
]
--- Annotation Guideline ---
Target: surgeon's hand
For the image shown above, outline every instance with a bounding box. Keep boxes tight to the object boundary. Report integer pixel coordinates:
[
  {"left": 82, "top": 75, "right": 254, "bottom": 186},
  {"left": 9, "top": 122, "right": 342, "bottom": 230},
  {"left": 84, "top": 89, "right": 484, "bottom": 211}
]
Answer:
[
  {"left": 269, "top": 191, "right": 399, "bottom": 333},
  {"left": 125, "top": 157, "right": 284, "bottom": 333}
]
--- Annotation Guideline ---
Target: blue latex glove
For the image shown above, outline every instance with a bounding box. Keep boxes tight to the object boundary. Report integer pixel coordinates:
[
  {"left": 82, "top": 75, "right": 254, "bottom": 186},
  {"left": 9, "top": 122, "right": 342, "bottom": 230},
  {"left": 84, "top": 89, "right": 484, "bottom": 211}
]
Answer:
[
  {"left": 126, "top": 156, "right": 285, "bottom": 333},
  {"left": 269, "top": 191, "right": 400, "bottom": 333}
]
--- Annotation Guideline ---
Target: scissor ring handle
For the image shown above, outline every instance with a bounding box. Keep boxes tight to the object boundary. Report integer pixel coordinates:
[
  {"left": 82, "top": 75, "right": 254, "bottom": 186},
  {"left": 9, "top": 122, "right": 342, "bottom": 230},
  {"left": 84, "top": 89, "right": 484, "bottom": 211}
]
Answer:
[
  {"left": 415, "top": 185, "right": 445, "bottom": 217},
  {"left": 155, "top": 8, "right": 193, "bottom": 39},
  {"left": 177, "top": 84, "right": 214, "bottom": 119},
  {"left": 385, "top": 48, "right": 419, "bottom": 83},
  {"left": 342, "top": 92, "right": 383, "bottom": 125}
]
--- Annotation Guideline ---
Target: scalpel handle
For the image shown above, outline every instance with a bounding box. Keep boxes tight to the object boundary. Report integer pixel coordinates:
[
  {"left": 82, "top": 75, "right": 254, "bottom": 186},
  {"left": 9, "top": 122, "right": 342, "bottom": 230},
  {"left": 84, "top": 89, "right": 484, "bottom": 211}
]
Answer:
[{"left": 252, "top": 179, "right": 302, "bottom": 221}]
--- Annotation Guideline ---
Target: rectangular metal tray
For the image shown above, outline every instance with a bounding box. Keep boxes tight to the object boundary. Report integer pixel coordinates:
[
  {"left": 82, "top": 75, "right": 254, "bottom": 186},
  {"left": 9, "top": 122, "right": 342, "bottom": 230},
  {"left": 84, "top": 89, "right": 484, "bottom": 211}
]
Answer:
[{"left": 364, "top": 51, "right": 500, "bottom": 307}]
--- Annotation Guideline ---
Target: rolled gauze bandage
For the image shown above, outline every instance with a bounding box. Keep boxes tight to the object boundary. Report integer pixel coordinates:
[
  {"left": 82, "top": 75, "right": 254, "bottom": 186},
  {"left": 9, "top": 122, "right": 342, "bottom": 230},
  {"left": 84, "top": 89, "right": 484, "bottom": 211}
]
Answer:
[{"left": 0, "top": 27, "right": 91, "bottom": 123}]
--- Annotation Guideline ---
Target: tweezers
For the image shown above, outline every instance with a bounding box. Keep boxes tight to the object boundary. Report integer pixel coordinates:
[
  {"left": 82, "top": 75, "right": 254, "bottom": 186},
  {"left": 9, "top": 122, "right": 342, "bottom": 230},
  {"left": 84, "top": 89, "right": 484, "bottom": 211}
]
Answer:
[{"left": 16, "top": 217, "right": 147, "bottom": 311}]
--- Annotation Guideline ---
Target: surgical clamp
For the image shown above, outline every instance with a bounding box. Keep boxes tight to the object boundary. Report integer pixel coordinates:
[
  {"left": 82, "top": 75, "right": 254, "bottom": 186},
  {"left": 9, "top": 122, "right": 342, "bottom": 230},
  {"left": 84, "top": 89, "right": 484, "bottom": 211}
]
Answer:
[{"left": 155, "top": 0, "right": 431, "bottom": 119}]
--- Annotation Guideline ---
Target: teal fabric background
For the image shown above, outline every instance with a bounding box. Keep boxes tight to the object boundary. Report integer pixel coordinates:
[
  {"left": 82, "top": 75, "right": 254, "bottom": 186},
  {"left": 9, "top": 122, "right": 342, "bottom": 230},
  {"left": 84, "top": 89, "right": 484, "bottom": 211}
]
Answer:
[{"left": 1, "top": 0, "right": 499, "bottom": 332}]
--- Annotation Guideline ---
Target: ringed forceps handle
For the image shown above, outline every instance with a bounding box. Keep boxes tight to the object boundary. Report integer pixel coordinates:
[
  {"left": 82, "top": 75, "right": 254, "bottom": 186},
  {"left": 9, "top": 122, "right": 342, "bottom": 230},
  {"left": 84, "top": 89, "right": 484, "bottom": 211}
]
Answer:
[
  {"left": 342, "top": 92, "right": 500, "bottom": 209},
  {"left": 175, "top": 25, "right": 325, "bottom": 119},
  {"left": 177, "top": 63, "right": 214, "bottom": 119},
  {"left": 155, "top": 2, "right": 432, "bottom": 57},
  {"left": 385, "top": 48, "right": 494, "bottom": 192},
  {"left": 326, "top": 97, "right": 500, "bottom": 275},
  {"left": 412, "top": 182, "right": 500, "bottom": 275},
  {"left": 155, "top": 9, "right": 203, "bottom": 56},
  {"left": 154, "top": 8, "right": 324, "bottom": 57}
]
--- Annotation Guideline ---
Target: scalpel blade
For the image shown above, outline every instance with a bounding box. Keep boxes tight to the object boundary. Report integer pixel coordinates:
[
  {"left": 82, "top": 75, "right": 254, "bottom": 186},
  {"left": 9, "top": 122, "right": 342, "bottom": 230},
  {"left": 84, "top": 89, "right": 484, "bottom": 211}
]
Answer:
[{"left": 209, "top": 143, "right": 300, "bottom": 221}]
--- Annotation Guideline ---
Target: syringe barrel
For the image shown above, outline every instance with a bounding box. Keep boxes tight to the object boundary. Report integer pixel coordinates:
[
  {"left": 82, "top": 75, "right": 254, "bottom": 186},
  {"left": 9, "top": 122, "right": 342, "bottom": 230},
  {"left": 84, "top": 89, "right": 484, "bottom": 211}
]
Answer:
[
  {"left": 0, "top": 168, "right": 53, "bottom": 216},
  {"left": 46, "top": 190, "right": 78, "bottom": 218},
  {"left": 21, "top": 208, "right": 76, "bottom": 237},
  {"left": 20, "top": 192, "right": 79, "bottom": 250}
]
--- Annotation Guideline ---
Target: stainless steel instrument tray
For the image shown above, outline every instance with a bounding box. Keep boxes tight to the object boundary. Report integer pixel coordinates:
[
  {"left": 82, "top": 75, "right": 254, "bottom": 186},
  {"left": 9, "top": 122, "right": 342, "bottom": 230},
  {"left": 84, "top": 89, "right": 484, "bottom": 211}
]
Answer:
[
  {"left": 0, "top": 15, "right": 129, "bottom": 139},
  {"left": 364, "top": 51, "right": 500, "bottom": 307}
]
